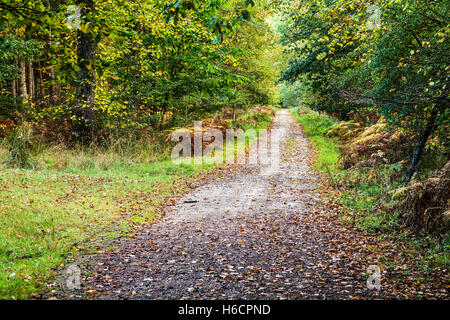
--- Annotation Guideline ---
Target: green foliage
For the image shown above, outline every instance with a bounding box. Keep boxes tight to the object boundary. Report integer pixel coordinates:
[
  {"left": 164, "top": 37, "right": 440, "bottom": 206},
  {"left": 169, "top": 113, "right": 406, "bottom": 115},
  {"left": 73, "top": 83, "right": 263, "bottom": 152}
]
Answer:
[
  {"left": 0, "top": 23, "right": 41, "bottom": 118},
  {"left": 279, "top": 0, "right": 449, "bottom": 182},
  {"left": 279, "top": 81, "right": 302, "bottom": 108},
  {"left": 234, "top": 109, "right": 273, "bottom": 130},
  {"left": 0, "top": 158, "right": 213, "bottom": 299},
  {"left": 0, "top": 0, "right": 281, "bottom": 136},
  {"left": 0, "top": 105, "right": 272, "bottom": 299},
  {"left": 3, "top": 124, "right": 35, "bottom": 168},
  {"left": 290, "top": 107, "right": 340, "bottom": 173},
  {"left": 291, "top": 107, "right": 449, "bottom": 274}
]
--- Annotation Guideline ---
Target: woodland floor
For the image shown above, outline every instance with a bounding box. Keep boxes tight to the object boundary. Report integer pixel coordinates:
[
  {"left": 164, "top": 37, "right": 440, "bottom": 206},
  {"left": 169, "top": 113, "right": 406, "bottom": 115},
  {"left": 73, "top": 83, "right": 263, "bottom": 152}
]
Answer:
[{"left": 47, "top": 110, "right": 448, "bottom": 300}]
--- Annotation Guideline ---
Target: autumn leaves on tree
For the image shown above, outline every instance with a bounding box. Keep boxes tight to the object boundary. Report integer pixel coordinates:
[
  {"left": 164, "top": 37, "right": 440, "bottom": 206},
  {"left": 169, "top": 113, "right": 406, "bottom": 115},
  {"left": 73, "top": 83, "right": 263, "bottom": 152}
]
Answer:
[
  {"left": 0, "top": 0, "right": 278, "bottom": 140},
  {"left": 279, "top": 0, "right": 449, "bottom": 183}
]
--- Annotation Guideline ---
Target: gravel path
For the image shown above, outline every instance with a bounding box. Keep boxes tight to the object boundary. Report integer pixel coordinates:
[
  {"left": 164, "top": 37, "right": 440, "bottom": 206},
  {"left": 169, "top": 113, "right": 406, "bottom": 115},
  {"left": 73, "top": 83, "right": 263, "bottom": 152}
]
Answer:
[{"left": 52, "top": 110, "right": 447, "bottom": 300}]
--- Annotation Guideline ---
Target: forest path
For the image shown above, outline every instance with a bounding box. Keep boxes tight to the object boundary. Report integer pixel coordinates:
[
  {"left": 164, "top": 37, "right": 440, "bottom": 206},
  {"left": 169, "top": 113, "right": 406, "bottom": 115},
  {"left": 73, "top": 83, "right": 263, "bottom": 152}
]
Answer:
[{"left": 55, "top": 110, "right": 426, "bottom": 299}]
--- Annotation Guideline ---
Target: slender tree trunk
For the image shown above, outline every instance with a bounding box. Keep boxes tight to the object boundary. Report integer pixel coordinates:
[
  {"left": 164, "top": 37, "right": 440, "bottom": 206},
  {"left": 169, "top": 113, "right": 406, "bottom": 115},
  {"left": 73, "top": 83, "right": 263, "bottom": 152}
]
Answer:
[
  {"left": 19, "top": 61, "right": 28, "bottom": 101},
  {"left": 404, "top": 107, "right": 439, "bottom": 185},
  {"left": 9, "top": 60, "right": 17, "bottom": 113},
  {"left": 131, "top": 4, "right": 142, "bottom": 111},
  {"left": 38, "top": 60, "right": 45, "bottom": 101},
  {"left": 160, "top": 92, "right": 169, "bottom": 130},
  {"left": 47, "top": 2, "right": 56, "bottom": 105},
  {"left": 49, "top": 67, "right": 57, "bottom": 104},
  {"left": 11, "top": 60, "right": 17, "bottom": 101},
  {"left": 11, "top": 79, "right": 16, "bottom": 98},
  {"left": 27, "top": 61, "right": 34, "bottom": 105},
  {"left": 73, "top": 0, "right": 97, "bottom": 140}
]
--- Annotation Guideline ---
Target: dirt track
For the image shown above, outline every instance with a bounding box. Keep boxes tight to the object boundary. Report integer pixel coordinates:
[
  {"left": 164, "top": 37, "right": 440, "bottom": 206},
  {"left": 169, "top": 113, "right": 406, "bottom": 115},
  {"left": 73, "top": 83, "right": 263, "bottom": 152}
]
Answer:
[{"left": 51, "top": 110, "right": 447, "bottom": 300}]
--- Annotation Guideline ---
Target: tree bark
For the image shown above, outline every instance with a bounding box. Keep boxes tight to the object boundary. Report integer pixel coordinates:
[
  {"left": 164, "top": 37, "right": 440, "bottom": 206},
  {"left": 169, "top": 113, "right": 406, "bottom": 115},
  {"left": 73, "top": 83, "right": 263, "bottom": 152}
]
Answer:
[
  {"left": 27, "top": 61, "right": 34, "bottom": 105},
  {"left": 11, "top": 61, "right": 17, "bottom": 100},
  {"left": 11, "top": 79, "right": 16, "bottom": 98},
  {"left": 131, "top": 4, "right": 142, "bottom": 111},
  {"left": 38, "top": 60, "right": 45, "bottom": 101},
  {"left": 19, "top": 61, "right": 28, "bottom": 102},
  {"left": 404, "top": 107, "right": 438, "bottom": 185}
]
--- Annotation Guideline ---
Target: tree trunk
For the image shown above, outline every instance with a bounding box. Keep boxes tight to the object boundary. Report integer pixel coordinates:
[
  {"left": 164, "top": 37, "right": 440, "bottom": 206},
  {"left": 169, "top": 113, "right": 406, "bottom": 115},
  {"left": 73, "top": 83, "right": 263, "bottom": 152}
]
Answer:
[
  {"left": 131, "top": 4, "right": 142, "bottom": 111},
  {"left": 11, "top": 79, "right": 16, "bottom": 98},
  {"left": 38, "top": 60, "right": 45, "bottom": 101},
  {"left": 27, "top": 61, "right": 34, "bottom": 105},
  {"left": 19, "top": 61, "right": 28, "bottom": 102},
  {"left": 11, "top": 61, "right": 17, "bottom": 100},
  {"left": 47, "top": 0, "right": 58, "bottom": 106},
  {"left": 159, "top": 92, "right": 169, "bottom": 130},
  {"left": 73, "top": 0, "right": 97, "bottom": 140},
  {"left": 404, "top": 108, "right": 438, "bottom": 185}
]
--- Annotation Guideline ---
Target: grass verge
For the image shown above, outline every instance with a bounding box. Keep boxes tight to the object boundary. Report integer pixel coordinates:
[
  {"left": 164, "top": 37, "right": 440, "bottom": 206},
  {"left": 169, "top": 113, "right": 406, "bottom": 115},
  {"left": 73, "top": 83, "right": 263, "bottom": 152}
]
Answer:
[
  {"left": 0, "top": 109, "right": 274, "bottom": 299},
  {"left": 290, "top": 108, "right": 340, "bottom": 178},
  {"left": 0, "top": 161, "right": 213, "bottom": 299},
  {"left": 290, "top": 107, "right": 449, "bottom": 275}
]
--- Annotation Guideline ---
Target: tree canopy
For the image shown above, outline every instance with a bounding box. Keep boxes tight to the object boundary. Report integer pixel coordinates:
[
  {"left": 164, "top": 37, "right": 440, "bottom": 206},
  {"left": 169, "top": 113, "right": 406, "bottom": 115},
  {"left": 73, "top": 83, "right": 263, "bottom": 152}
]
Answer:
[
  {"left": 0, "top": 0, "right": 448, "bottom": 181},
  {"left": 278, "top": 0, "right": 449, "bottom": 182},
  {"left": 0, "top": 0, "right": 280, "bottom": 139}
]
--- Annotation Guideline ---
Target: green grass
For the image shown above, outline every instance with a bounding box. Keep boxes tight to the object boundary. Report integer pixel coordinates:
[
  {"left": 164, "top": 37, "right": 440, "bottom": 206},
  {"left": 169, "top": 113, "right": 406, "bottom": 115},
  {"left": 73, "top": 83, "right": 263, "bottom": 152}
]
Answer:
[
  {"left": 0, "top": 109, "right": 274, "bottom": 300},
  {"left": 0, "top": 160, "right": 212, "bottom": 299},
  {"left": 290, "top": 108, "right": 340, "bottom": 175},
  {"left": 290, "top": 107, "right": 402, "bottom": 231},
  {"left": 235, "top": 112, "right": 273, "bottom": 131},
  {"left": 290, "top": 107, "right": 396, "bottom": 229},
  {"left": 290, "top": 106, "right": 449, "bottom": 273}
]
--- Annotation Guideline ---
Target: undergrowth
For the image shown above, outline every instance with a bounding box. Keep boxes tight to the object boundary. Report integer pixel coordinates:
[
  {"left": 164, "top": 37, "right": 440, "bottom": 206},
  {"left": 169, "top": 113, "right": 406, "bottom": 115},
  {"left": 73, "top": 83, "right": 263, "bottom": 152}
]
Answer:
[
  {"left": 0, "top": 107, "right": 275, "bottom": 299},
  {"left": 290, "top": 107, "right": 449, "bottom": 275}
]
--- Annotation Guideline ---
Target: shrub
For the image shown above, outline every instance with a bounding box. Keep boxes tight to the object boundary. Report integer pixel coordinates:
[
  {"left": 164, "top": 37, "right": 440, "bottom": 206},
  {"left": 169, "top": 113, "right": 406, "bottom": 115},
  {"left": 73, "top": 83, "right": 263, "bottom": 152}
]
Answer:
[{"left": 3, "top": 124, "right": 35, "bottom": 168}]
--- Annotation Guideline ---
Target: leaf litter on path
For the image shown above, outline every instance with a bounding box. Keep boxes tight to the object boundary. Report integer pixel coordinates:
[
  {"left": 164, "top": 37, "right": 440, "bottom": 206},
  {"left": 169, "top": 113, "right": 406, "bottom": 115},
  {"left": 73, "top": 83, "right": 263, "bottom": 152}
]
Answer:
[{"left": 47, "top": 111, "right": 448, "bottom": 300}]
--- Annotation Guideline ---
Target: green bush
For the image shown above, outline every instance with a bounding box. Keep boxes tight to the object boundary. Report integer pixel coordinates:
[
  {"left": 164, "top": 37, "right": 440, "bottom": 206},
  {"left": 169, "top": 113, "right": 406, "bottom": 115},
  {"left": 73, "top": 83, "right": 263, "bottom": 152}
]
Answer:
[{"left": 3, "top": 124, "right": 35, "bottom": 168}]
